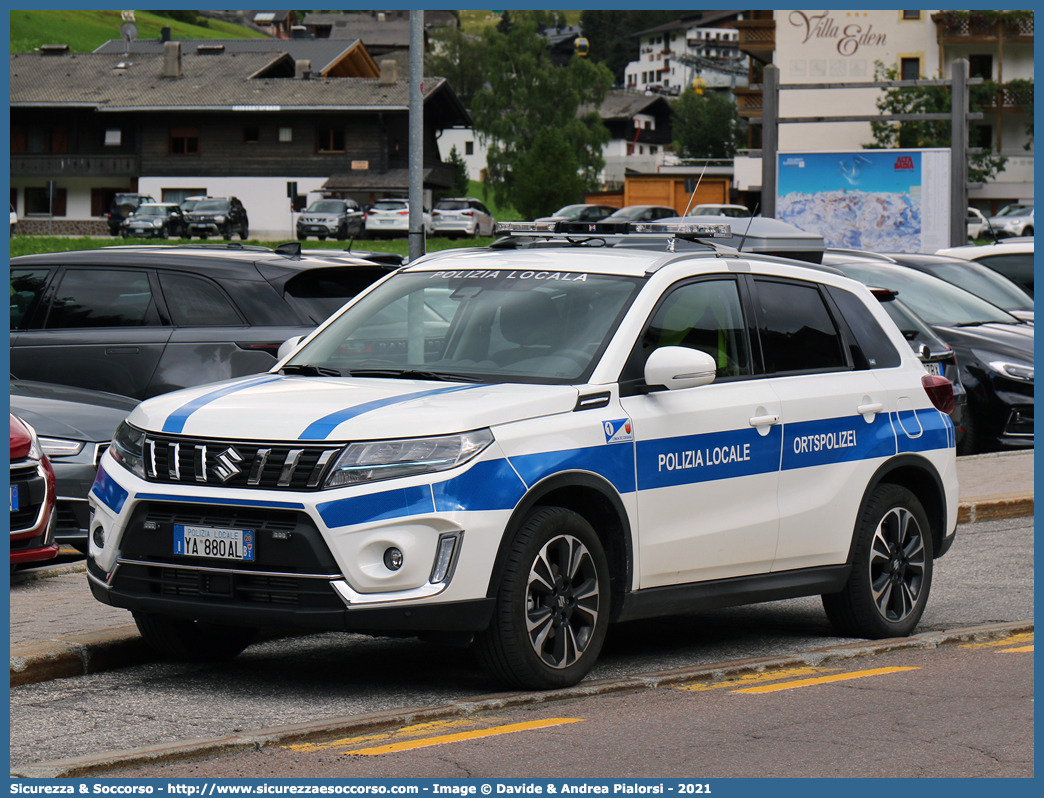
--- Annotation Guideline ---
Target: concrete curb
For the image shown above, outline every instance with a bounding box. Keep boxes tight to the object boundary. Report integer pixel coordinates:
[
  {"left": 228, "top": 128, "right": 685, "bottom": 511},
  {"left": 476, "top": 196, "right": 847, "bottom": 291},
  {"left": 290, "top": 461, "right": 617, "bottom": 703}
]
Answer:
[
  {"left": 10, "top": 620, "right": 1033, "bottom": 778},
  {"left": 9, "top": 495, "right": 1034, "bottom": 689}
]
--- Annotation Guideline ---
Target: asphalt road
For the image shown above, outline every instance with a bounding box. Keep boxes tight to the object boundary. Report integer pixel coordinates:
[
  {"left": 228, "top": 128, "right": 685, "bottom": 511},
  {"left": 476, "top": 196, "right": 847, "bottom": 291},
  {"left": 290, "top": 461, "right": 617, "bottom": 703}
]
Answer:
[
  {"left": 9, "top": 516, "right": 1033, "bottom": 775},
  {"left": 111, "top": 639, "right": 1034, "bottom": 779}
]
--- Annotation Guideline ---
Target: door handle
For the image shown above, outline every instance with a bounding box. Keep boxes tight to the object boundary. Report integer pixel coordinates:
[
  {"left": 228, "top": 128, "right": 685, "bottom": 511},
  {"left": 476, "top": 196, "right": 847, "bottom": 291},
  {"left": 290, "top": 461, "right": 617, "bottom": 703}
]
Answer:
[
  {"left": 749, "top": 413, "right": 780, "bottom": 427},
  {"left": 105, "top": 347, "right": 139, "bottom": 355},
  {"left": 857, "top": 402, "right": 884, "bottom": 415}
]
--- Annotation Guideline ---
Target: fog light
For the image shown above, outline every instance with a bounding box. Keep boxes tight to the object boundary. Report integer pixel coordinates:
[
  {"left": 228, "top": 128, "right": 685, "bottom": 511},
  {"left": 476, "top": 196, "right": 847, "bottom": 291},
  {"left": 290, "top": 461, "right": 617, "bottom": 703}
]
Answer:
[
  {"left": 429, "top": 532, "right": 462, "bottom": 584},
  {"left": 383, "top": 547, "right": 403, "bottom": 571},
  {"left": 92, "top": 526, "right": 105, "bottom": 549}
]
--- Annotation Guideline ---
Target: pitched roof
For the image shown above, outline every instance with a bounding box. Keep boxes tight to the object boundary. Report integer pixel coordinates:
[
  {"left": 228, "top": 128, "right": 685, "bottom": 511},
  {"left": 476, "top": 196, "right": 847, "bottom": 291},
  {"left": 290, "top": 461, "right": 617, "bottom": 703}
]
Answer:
[
  {"left": 580, "top": 91, "right": 674, "bottom": 122},
  {"left": 93, "top": 38, "right": 372, "bottom": 77},
  {"left": 304, "top": 12, "right": 411, "bottom": 48},
  {"left": 10, "top": 51, "right": 469, "bottom": 126}
]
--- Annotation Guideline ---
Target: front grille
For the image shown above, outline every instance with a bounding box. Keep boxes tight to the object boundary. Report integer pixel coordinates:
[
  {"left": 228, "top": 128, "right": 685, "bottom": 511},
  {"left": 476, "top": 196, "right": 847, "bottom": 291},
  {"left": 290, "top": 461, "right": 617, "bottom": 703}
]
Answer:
[
  {"left": 1004, "top": 405, "right": 1034, "bottom": 437},
  {"left": 143, "top": 434, "right": 343, "bottom": 491},
  {"left": 10, "top": 462, "right": 46, "bottom": 532}
]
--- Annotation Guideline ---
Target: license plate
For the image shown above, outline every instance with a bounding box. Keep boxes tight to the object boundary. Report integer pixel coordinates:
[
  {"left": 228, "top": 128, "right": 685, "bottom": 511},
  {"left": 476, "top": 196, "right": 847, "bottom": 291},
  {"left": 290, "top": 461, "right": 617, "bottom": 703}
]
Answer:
[
  {"left": 174, "top": 524, "right": 255, "bottom": 561},
  {"left": 10, "top": 485, "right": 18, "bottom": 513},
  {"left": 924, "top": 362, "right": 942, "bottom": 376}
]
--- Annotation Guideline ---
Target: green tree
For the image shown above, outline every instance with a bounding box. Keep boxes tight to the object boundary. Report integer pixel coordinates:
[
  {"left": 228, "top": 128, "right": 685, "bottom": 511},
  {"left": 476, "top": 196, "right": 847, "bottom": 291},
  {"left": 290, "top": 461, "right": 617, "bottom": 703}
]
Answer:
[
  {"left": 447, "top": 145, "right": 471, "bottom": 196},
  {"left": 866, "top": 61, "right": 1006, "bottom": 184},
  {"left": 671, "top": 89, "right": 745, "bottom": 159},
  {"left": 496, "top": 10, "right": 513, "bottom": 35},
  {"left": 512, "top": 129, "right": 585, "bottom": 219},
  {"left": 425, "top": 25, "right": 487, "bottom": 108},
  {"left": 471, "top": 19, "right": 613, "bottom": 215}
]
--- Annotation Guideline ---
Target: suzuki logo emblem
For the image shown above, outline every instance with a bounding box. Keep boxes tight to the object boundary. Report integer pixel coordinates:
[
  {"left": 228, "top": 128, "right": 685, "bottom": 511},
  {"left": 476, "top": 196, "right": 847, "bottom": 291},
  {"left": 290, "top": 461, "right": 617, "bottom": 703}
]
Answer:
[{"left": 211, "top": 447, "right": 244, "bottom": 482}]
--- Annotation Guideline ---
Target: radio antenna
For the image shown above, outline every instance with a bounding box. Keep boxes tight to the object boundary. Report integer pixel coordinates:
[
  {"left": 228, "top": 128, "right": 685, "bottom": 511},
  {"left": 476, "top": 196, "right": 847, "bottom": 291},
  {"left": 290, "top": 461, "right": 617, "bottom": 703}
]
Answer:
[
  {"left": 681, "top": 162, "right": 709, "bottom": 217},
  {"left": 737, "top": 203, "right": 759, "bottom": 252}
]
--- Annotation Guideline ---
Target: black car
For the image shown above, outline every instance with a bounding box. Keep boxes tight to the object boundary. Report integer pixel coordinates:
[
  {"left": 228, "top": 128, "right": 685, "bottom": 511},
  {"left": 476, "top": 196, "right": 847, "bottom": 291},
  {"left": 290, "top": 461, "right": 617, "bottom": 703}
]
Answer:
[
  {"left": 296, "top": 199, "right": 364, "bottom": 241},
  {"left": 10, "top": 244, "right": 398, "bottom": 400},
  {"left": 107, "top": 193, "right": 156, "bottom": 236},
  {"left": 184, "top": 197, "right": 249, "bottom": 240},
  {"left": 120, "top": 203, "right": 188, "bottom": 239},
  {"left": 880, "top": 252, "right": 1034, "bottom": 324},
  {"left": 828, "top": 259, "right": 1033, "bottom": 455},
  {"left": 10, "top": 377, "right": 138, "bottom": 552},
  {"left": 533, "top": 204, "right": 619, "bottom": 224}
]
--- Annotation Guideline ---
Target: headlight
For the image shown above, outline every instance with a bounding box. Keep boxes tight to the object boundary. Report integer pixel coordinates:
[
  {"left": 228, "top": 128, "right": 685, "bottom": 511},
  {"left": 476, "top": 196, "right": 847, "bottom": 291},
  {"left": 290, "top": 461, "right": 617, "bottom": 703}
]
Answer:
[
  {"left": 975, "top": 350, "right": 1034, "bottom": 382},
  {"left": 108, "top": 421, "right": 147, "bottom": 479},
  {"left": 214, "top": 215, "right": 226, "bottom": 223},
  {"left": 325, "top": 429, "right": 494, "bottom": 487},
  {"left": 21, "top": 422, "right": 44, "bottom": 462},
  {"left": 39, "top": 437, "right": 85, "bottom": 458}
]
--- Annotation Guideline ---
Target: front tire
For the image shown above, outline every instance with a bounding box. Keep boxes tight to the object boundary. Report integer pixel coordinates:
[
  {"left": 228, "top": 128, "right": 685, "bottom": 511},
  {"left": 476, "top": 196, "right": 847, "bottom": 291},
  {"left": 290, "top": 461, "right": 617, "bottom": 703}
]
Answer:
[
  {"left": 823, "top": 484, "right": 933, "bottom": 639},
  {"left": 133, "top": 612, "right": 257, "bottom": 662},
  {"left": 474, "top": 507, "right": 610, "bottom": 690}
]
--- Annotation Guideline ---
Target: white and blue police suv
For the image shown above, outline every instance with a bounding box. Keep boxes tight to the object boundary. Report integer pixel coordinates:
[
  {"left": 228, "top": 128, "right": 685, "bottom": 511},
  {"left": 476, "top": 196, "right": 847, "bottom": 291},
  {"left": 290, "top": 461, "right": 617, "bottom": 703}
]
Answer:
[{"left": 88, "top": 221, "right": 958, "bottom": 690}]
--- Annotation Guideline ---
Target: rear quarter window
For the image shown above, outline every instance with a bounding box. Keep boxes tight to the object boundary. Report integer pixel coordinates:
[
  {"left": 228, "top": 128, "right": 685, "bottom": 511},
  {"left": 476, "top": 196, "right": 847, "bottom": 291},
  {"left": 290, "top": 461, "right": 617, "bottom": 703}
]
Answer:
[
  {"left": 753, "top": 278, "right": 847, "bottom": 373},
  {"left": 826, "top": 286, "right": 902, "bottom": 369},
  {"left": 284, "top": 267, "right": 392, "bottom": 323}
]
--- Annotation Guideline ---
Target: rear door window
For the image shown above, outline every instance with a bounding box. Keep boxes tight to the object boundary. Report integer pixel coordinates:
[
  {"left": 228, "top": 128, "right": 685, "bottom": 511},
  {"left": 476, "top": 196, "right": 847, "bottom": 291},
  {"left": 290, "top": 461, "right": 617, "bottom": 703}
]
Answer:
[
  {"left": 753, "top": 278, "right": 847, "bottom": 374},
  {"left": 45, "top": 269, "right": 160, "bottom": 328}
]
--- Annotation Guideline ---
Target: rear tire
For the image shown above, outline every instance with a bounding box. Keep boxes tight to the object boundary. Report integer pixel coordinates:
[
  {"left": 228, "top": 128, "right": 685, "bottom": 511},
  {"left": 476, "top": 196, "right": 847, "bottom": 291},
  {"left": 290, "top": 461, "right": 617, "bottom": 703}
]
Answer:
[
  {"left": 133, "top": 612, "right": 256, "bottom": 662},
  {"left": 956, "top": 408, "right": 978, "bottom": 456},
  {"left": 823, "top": 484, "right": 933, "bottom": 639},
  {"left": 474, "top": 507, "right": 610, "bottom": 690},
  {"left": 239, "top": 226, "right": 249, "bottom": 241}
]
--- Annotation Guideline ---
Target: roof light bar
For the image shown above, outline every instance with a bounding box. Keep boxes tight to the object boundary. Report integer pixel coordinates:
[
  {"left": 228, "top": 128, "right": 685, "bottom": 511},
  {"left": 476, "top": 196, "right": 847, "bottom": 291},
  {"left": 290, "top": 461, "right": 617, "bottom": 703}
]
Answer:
[{"left": 495, "top": 220, "right": 732, "bottom": 238}]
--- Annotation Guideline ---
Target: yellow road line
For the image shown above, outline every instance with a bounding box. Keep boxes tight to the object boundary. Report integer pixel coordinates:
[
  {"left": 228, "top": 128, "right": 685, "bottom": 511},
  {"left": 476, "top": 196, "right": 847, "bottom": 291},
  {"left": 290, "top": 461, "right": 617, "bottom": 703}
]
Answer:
[
  {"left": 732, "top": 666, "right": 919, "bottom": 694},
  {"left": 287, "top": 719, "right": 490, "bottom": 753},
  {"left": 341, "top": 718, "right": 583, "bottom": 756},
  {"left": 999, "top": 645, "right": 1034, "bottom": 653},
  {"left": 677, "top": 666, "right": 836, "bottom": 691},
  {"left": 961, "top": 633, "right": 1034, "bottom": 650}
]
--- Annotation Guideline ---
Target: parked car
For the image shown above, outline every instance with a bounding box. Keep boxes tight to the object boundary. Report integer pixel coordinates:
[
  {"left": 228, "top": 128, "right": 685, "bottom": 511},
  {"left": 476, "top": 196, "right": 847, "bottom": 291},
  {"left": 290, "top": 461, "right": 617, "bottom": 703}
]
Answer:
[
  {"left": 10, "top": 377, "right": 138, "bottom": 553},
  {"left": 89, "top": 222, "right": 958, "bottom": 689},
  {"left": 986, "top": 205, "right": 1033, "bottom": 238},
  {"left": 183, "top": 197, "right": 249, "bottom": 241},
  {"left": 533, "top": 204, "right": 619, "bottom": 224},
  {"left": 11, "top": 203, "right": 18, "bottom": 235},
  {"left": 687, "top": 204, "right": 752, "bottom": 218},
  {"left": 966, "top": 207, "right": 989, "bottom": 240},
  {"left": 121, "top": 203, "right": 188, "bottom": 239},
  {"left": 826, "top": 257, "right": 1032, "bottom": 455},
  {"left": 10, "top": 414, "right": 58, "bottom": 569},
  {"left": 364, "top": 199, "right": 433, "bottom": 238},
  {"left": 880, "top": 252, "right": 1034, "bottom": 323},
  {"left": 10, "top": 244, "right": 399, "bottom": 400},
  {"left": 867, "top": 288, "right": 967, "bottom": 448},
  {"left": 936, "top": 239, "right": 1035, "bottom": 295},
  {"left": 431, "top": 197, "right": 496, "bottom": 237},
  {"left": 296, "top": 199, "right": 364, "bottom": 241},
  {"left": 177, "top": 196, "right": 210, "bottom": 214},
  {"left": 603, "top": 205, "right": 679, "bottom": 223},
  {"left": 108, "top": 193, "right": 156, "bottom": 236}
]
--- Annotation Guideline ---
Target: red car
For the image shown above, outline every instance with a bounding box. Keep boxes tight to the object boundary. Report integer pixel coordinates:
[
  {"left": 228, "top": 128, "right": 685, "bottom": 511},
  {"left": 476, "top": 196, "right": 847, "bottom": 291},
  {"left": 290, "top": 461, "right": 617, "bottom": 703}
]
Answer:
[{"left": 10, "top": 414, "right": 58, "bottom": 568}]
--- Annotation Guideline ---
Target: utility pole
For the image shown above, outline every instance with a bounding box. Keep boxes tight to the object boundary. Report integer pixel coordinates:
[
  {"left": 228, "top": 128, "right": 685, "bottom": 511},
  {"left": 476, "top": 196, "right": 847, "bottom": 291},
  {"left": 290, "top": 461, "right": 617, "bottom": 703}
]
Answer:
[{"left": 408, "top": 10, "right": 425, "bottom": 263}]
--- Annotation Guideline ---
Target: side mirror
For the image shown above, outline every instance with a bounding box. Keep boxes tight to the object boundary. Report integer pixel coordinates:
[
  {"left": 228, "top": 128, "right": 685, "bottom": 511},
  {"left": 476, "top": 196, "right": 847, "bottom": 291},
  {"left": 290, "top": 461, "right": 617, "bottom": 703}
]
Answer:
[
  {"left": 277, "top": 335, "right": 304, "bottom": 362},
  {"left": 644, "top": 346, "right": 717, "bottom": 390}
]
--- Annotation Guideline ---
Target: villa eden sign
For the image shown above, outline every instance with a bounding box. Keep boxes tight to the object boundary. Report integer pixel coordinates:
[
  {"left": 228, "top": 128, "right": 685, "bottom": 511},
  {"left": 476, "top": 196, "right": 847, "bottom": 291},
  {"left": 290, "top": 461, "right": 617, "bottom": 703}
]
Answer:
[{"left": 789, "top": 11, "right": 888, "bottom": 55}]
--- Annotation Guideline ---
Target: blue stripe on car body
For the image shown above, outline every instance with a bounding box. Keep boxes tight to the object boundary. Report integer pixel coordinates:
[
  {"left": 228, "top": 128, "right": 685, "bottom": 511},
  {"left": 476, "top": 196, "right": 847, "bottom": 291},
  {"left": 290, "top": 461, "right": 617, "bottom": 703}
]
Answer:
[
  {"left": 433, "top": 458, "right": 528, "bottom": 512},
  {"left": 509, "top": 443, "right": 637, "bottom": 494},
  {"left": 162, "top": 375, "right": 285, "bottom": 434},
  {"left": 637, "top": 426, "right": 782, "bottom": 491},
  {"left": 299, "top": 384, "right": 481, "bottom": 440},
  {"left": 894, "top": 408, "right": 954, "bottom": 454},
  {"left": 90, "top": 466, "right": 129, "bottom": 514},
  {"left": 318, "top": 485, "right": 435, "bottom": 529},
  {"left": 780, "top": 413, "right": 896, "bottom": 471}
]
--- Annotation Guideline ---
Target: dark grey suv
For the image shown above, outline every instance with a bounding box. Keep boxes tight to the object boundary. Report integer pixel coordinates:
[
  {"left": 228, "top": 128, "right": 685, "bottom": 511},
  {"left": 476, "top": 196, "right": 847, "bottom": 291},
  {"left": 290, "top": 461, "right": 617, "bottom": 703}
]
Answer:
[
  {"left": 10, "top": 244, "right": 398, "bottom": 400},
  {"left": 184, "top": 197, "right": 249, "bottom": 240},
  {"left": 296, "top": 199, "right": 364, "bottom": 241}
]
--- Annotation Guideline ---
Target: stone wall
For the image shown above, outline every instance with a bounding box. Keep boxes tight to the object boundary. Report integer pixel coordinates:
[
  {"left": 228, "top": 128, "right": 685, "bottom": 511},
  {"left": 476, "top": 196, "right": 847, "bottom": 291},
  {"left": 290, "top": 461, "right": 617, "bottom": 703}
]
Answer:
[{"left": 14, "top": 219, "right": 111, "bottom": 237}]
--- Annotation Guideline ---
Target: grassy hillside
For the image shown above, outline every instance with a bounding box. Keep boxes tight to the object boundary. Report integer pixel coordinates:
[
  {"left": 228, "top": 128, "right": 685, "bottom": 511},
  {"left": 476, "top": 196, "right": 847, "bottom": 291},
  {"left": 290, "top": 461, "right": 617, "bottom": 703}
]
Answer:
[{"left": 10, "top": 10, "right": 267, "bottom": 53}]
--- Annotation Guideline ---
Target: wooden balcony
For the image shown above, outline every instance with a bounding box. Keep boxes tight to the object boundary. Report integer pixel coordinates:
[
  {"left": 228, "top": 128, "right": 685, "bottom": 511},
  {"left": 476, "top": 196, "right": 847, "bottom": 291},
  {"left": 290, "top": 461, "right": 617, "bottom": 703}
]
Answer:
[
  {"left": 733, "top": 87, "right": 763, "bottom": 119},
  {"left": 932, "top": 12, "right": 1034, "bottom": 45},
  {"left": 735, "top": 19, "right": 775, "bottom": 62},
  {"left": 979, "top": 81, "right": 1035, "bottom": 114},
  {"left": 10, "top": 154, "right": 139, "bottom": 177}
]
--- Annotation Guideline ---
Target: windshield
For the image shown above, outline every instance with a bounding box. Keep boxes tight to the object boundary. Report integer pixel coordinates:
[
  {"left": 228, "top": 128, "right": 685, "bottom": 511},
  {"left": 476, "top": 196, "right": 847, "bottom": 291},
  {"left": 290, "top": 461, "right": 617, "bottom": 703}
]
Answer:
[
  {"left": 193, "top": 200, "right": 231, "bottom": 212},
  {"left": 831, "top": 262, "right": 1018, "bottom": 326},
  {"left": 689, "top": 206, "right": 750, "bottom": 218},
  {"left": 551, "top": 205, "right": 588, "bottom": 219},
  {"left": 373, "top": 201, "right": 407, "bottom": 212},
  {"left": 286, "top": 269, "right": 643, "bottom": 383},
  {"left": 919, "top": 260, "right": 1033, "bottom": 312},
  {"left": 606, "top": 207, "right": 651, "bottom": 220},
  {"left": 307, "top": 201, "right": 348, "bottom": 214},
  {"left": 134, "top": 206, "right": 167, "bottom": 217},
  {"left": 997, "top": 205, "right": 1032, "bottom": 217}
]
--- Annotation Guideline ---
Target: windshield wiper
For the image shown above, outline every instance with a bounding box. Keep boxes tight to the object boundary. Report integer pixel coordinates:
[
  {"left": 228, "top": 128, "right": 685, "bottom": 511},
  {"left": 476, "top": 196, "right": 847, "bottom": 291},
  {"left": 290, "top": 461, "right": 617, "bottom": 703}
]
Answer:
[
  {"left": 953, "top": 321, "right": 988, "bottom": 327},
  {"left": 348, "top": 369, "right": 484, "bottom": 383},
  {"left": 280, "top": 364, "right": 343, "bottom": 377}
]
